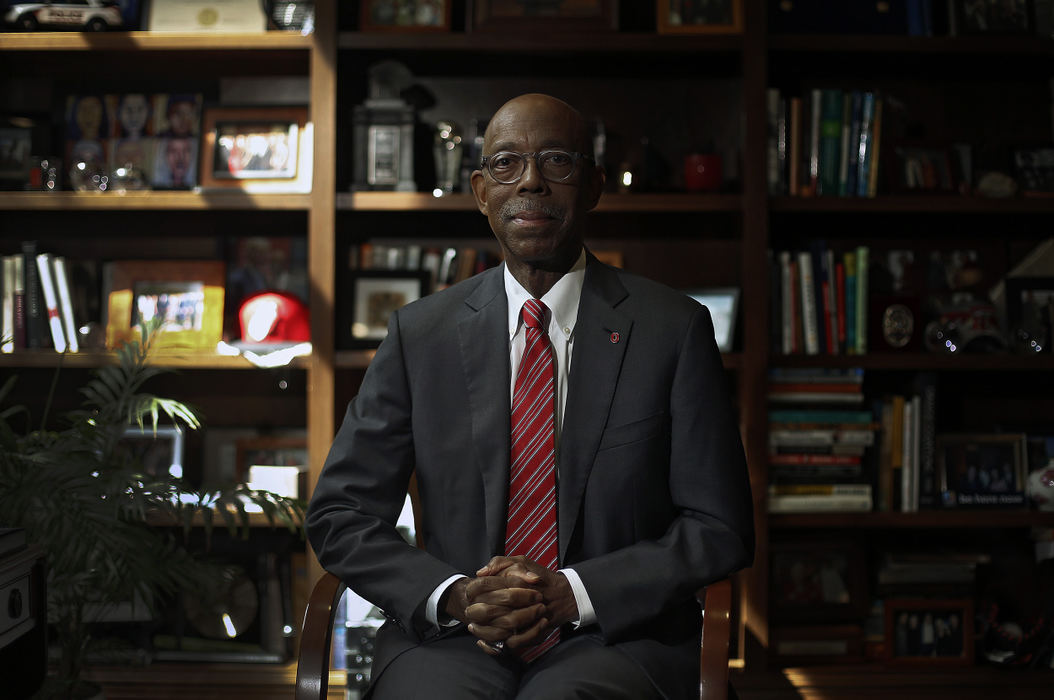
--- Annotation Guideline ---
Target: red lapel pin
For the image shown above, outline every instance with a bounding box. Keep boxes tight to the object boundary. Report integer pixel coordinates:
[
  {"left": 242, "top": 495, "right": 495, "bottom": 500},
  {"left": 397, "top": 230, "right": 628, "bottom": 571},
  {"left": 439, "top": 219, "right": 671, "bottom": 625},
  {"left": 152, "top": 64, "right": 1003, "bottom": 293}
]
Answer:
[{"left": 610, "top": 331, "right": 620, "bottom": 344}]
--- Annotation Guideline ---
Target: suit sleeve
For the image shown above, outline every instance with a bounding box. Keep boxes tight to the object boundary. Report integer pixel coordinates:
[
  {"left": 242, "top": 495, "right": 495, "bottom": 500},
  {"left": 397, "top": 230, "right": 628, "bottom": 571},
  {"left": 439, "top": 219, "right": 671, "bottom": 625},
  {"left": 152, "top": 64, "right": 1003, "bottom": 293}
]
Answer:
[
  {"left": 305, "top": 310, "right": 461, "bottom": 641},
  {"left": 569, "top": 305, "right": 755, "bottom": 640}
]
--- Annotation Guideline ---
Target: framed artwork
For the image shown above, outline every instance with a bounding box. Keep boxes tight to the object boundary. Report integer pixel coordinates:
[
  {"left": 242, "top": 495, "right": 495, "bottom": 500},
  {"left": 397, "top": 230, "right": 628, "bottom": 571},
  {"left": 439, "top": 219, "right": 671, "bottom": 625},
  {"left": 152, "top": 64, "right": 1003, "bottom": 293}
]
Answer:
[
  {"left": 884, "top": 598, "right": 974, "bottom": 665},
  {"left": 769, "top": 539, "right": 869, "bottom": 623},
  {"left": 471, "top": 0, "right": 618, "bottom": 32},
  {"left": 683, "top": 287, "right": 740, "bottom": 352},
  {"left": 0, "top": 126, "right": 32, "bottom": 184},
  {"left": 657, "top": 0, "right": 743, "bottom": 34},
  {"left": 937, "top": 433, "right": 1028, "bottom": 508},
  {"left": 954, "top": 0, "right": 1032, "bottom": 34},
  {"left": 337, "top": 270, "right": 430, "bottom": 349},
  {"left": 117, "top": 426, "right": 185, "bottom": 479},
  {"left": 1005, "top": 277, "right": 1054, "bottom": 354},
  {"left": 361, "top": 0, "right": 452, "bottom": 31},
  {"left": 105, "top": 260, "right": 226, "bottom": 352},
  {"left": 200, "top": 106, "right": 312, "bottom": 192},
  {"left": 235, "top": 436, "right": 308, "bottom": 496},
  {"left": 147, "top": 0, "right": 268, "bottom": 32}
]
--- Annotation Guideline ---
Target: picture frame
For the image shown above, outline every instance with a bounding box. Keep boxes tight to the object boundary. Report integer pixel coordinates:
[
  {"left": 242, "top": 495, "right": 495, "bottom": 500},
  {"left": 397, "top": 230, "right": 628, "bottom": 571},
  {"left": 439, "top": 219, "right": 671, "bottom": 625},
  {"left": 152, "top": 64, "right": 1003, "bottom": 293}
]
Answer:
[
  {"left": 953, "top": 0, "right": 1032, "bottom": 34},
  {"left": 683, "top": 287, "right": 740, "bottom": 352},
  {"left": 1004, "top": 276, "right": 1054, "bottom": 354},
  {"left": 235, "top": 435, "right": 308, "bottom": 497},
  {"left": 937, "top": 433, "right": 1028, "bottom": 508},
  {"left": 471, "top": 0, "right": 618, "bottom": 33},
  {"left": 117, "top": 425, "right": 185, "bottom": 479},
  {"left": 894, "top": 146, "right": 955, "bottom": 193},
  {"left": 105, "top": 260, "right": 226, "bottom": 352},
  {"left": 360, "top": 0, "right": 452, "bottom": 31},
  {"left": 769, "top": 539, "right": 869, "bottom": 623},
  {"left": 0, "top": 126, "right": 32, "bottom": 184},
  {"left": 337, "top": 270, "right": 430, "bottom": 349},
  {"left": 200, "top": 106, "right": 312, "bottom": 193},
  {"left": 771, "top": 624, "right": 864, "bottom": 666},
  {"left": 884, "top": 598, "right": 974, "bottom": 665},
  {"left": 657, "top": 0, "right": 743, "bottom": 34},
  {"left": 147, "top": 0, "right": 268, "bottom": 32}
]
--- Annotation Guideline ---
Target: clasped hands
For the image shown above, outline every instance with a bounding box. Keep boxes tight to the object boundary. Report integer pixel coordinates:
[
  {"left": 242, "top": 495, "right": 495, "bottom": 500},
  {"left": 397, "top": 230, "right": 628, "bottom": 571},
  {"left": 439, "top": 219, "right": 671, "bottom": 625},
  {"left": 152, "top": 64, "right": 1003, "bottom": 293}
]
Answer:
[{"left": 443, "top": 555, "right": 578, "bottom": 656}]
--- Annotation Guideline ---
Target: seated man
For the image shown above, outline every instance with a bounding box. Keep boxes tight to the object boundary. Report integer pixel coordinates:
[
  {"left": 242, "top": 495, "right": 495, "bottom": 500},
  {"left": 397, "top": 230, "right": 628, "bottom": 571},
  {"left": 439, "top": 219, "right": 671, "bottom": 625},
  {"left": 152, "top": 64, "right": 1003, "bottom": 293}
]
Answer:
[{"left": 306, "top": 93, "right": 754, "bottom": 700}]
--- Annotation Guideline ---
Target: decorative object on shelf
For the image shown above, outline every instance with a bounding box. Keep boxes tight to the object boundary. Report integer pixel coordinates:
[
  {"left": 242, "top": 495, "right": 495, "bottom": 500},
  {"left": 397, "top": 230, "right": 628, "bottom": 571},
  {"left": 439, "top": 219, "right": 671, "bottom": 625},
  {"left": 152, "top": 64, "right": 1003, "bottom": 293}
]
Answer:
[
  {"left": 884, "top": 598, "right": 974, "bottom": 666},
  {"left": 771, "top": 623, "right": 864, "bottom": 665},
  {"left": 146, "top": 0, "right": 268, "bottom": 32},
  {"left": 975, "top": 170, "right": 1018, "bottom": 198},
  {"left": 237, "top": 290, "right": 310, "bottom": 345},
  {"left": 360, "top": 0, "right": 450, "bottom": 31},
  {"left": 471, "top": 0, "right": 618, "bottom": 32},
  {"left": 922, "top": 296, "right": 1005, "bottom": 353},
  {"left": 236, "top": 434, "right": 307, "bottom": 488},
  {"left": 683, "top": 151, "right": 723, "bottom": 192},
  {"left": 869, "top": 248, "right": 923, "bottom": 352},
  {"left": 0, "top": 322, "right": 303, "bottom": 698},
  {"left": 68, "top": 157, "right": 110, "bottom": 192},
  {"left": 0, "top": 126, "right": 31, "bottom": 190},
  {"left": 3, "top": 0, "right": 124, "bottom": 31},
  {"left": 1005, "top": 277, "right": 1054, "bottom": 354},
  {"left": 109, "top": 161, "right": 150, "bottom": 192},
  {"left": 937, "top": 433, "right": 1028, "bottom": 509},
  {"left": 1013, "top": 147, "right": 1054, "bottom": 194},
  {"left": 200, "top": 105, "right": 311, "bottom": 193},
  {"left": 1026, "top": 435, "right": 1054, "bottom": 511},
  {"left": 952, "top": 0, "right": 1032, "bottom": 34},
  {"left": 770, "top": 538, "right": 868, "bottom": 623},
  {"left": 352, "top": 61, "right": 416, "bottom": 192},
  {"left": 105, "top": 259, "right": 225, "bottom": 351},
  {"left": 682, "top": 287, "right": 739, "bottom": 352},
  {"left": 657, "top": 0, "right": 743, "bottom": 34},
  {"left": 893, "top": 146, "right": 956, "bottom": 193},
  {"left": 26, "top": 155, "right": 61, "bottom": 191},
  {"left": 337, "top": 269, "right": 429, "bottom": 349},
  {"left": 265, "top": 0, "right": 314, "bottom": 32},
  {"left": 432, "top": 119, "right": 463, "bottom": 196}
]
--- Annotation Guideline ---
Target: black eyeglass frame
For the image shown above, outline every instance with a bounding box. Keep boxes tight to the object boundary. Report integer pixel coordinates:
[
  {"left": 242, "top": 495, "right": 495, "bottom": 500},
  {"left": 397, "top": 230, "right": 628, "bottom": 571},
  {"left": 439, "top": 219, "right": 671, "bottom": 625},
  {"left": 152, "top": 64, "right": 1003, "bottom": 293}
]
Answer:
[{"left": 479, "top": 149, "right": 594, "bottom": 184}]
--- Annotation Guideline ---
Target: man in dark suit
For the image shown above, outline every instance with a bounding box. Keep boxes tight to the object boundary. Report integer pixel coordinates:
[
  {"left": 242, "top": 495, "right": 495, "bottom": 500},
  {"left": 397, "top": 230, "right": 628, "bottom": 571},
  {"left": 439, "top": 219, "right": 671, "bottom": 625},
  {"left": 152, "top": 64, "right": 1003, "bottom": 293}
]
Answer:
[{"left": 307, "top": 93, "right": 754, "bottom": 699}]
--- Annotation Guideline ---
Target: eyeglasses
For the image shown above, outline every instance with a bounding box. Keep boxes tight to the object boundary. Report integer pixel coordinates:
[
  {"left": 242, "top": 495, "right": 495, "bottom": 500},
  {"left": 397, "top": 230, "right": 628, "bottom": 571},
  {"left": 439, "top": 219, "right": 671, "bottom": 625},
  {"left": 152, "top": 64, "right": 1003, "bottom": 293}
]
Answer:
[{"left": 479, "top": 150, "right": 592, "bottom": 185}]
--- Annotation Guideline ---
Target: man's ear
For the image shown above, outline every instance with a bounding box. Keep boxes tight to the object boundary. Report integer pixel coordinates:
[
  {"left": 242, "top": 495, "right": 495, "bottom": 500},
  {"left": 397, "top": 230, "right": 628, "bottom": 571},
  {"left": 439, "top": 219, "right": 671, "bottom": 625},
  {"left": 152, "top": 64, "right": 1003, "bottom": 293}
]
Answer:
[
  {"left": 584, "top": 166, "right": 606, "bottom": 212},
  {"left": 470, "top": 170, "right": 488, "bottom": 215}
]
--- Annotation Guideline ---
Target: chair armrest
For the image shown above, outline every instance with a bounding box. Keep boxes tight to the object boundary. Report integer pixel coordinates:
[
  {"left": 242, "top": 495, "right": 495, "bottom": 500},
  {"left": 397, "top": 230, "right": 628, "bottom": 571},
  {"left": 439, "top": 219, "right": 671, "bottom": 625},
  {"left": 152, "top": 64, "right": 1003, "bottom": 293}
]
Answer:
[
  {"left": 698, "top": 577, "right": 732, "bottom": 700},
  {"left": 296, "top": 571, "right": 348, "bottom": 700}
]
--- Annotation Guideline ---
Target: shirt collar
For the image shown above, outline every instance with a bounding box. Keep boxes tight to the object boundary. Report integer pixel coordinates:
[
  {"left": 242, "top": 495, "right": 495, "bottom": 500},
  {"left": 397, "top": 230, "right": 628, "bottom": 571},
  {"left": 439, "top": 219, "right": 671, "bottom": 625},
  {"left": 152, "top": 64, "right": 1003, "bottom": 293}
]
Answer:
[{"left": 504, "top": 248, "right": 587, "bottom": 340}]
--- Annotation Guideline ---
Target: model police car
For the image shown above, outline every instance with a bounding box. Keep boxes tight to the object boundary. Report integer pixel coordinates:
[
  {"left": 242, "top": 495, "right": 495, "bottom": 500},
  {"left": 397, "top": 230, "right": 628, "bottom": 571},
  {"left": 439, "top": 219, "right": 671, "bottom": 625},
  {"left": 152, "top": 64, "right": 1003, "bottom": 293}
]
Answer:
[{"left": 4, "top": 1, "right": 123, "bottom": 32}]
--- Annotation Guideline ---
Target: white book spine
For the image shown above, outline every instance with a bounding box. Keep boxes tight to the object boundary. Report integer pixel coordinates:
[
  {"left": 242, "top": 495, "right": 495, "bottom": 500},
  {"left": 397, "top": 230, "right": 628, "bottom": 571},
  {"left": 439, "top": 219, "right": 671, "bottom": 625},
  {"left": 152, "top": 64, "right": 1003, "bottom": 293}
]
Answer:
[
  {"left": 900, "top": 398, "right": 914, "bottom": 513},
  {"left": 53, "top": 256, "right": 79, "bottom": 353},
  {"left": 1, "top": 256, "right": 14, "bottom": 354},
  {"left": 35, "top": 253, "right": 66, "bottom": 353},
  {"left": 797, "top": 251, "right": 820, "bottom": 355}
]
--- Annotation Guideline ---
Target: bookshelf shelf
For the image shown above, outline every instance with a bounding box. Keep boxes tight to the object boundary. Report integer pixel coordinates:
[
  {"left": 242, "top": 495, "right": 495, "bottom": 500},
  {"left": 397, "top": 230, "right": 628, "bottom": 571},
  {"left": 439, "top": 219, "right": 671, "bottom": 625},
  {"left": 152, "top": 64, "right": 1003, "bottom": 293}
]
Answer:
[
  {"left": 0, "top": 191, "right": 312, "bottom": 211},
  {"left": 768, "top": 353, "right": 1054, "bottom": 371},
  {"left": 767, "top": 34, "right": 1054, "bottom": 56},
  {"left": 0, "top": 350, "right": 309, "bottom": 370},
  {"left": 0, "top": 31, "right": 312, "bottom": 52},
  {"left": 336, "top": 349, "right": 745, "bottom": 371},
  {"left": 338, "top": 31, "right": 742, "bottom": 53},
  {"left": 770, "top": 511, "right": 1054, "bottom": 529},
  {"left": 338, "top": 191, "right": 743, "bottom": 213},
  {"left": 769, "top": 195, "right": 1054, "bottom": 214}
]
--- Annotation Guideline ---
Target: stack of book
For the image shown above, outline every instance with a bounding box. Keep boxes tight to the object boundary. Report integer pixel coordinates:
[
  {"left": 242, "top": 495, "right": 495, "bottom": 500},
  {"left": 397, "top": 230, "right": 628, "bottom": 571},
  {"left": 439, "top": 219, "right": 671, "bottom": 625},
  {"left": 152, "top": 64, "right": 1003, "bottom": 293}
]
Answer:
[
  {"left": 770, "top": 242, "right": 869, "bottom": 356},
  {"left": 1, "top": 242, "right": 81, "bottom": 354},
  {"left": 877, "top": 551, "right": 987, "bottom": 597},
  {"left": 768, "top": 368, "right": 878, "bottom": 513},
  {"left": 350, "top": 241, "right": 501, "bottom": 293}
]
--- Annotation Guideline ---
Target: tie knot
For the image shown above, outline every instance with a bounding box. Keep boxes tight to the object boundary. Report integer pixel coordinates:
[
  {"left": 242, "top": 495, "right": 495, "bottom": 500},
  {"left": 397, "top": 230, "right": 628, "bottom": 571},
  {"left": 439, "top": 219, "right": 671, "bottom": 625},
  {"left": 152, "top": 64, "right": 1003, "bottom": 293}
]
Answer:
[{"left": 522, "top": 299, "right": 548, "bottom": 331}]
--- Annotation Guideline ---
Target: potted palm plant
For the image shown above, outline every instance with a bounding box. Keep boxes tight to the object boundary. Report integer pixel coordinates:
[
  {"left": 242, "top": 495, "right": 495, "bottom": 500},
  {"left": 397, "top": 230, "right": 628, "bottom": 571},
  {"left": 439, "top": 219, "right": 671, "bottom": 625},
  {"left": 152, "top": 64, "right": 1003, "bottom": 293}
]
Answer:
[{"left": 0, "top": 324, "right": 304, "bottom": 699}]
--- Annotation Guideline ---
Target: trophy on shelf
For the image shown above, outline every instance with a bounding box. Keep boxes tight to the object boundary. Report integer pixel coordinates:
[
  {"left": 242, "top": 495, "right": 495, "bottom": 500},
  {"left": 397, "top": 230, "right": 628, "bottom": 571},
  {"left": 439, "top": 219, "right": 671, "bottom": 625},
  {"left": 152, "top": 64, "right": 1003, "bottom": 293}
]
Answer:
[
  {"left": 432, "top": 120, "right": 462, "bottom": 197},
  {"left": 351, "top": 60, "right": 416, "bottom": 192}
]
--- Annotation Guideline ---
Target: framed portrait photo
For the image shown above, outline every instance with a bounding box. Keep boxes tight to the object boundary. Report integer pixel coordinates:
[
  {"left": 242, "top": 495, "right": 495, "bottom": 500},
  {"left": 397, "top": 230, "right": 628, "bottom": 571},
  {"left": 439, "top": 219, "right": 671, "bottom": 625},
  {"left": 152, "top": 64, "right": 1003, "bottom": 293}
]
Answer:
[
  {"left": 683, "top": 286, "right": 739, "bottom": 352},
  {"left": 937, "top": 433, "right": 1028, "bottom": 508},
  {"left": 657, "top": 0, "right": 743, "bottom": 34},
  {"left": 1005, "top": 276, "right": 1054, "bottom": 354},
  {"left": 105, "top": 260, "right": 226, "bottom": 352},
  {"left": 235, "top": 435, "right": 308, "bottom": 498},
  {"left": 337, "top": 270, "right": 430, "bottom": 349},
  {"left": 471, "top": 0, "right": 618, "bottom": 32},
  {"left": 361, "top": 0, "right": 452, "bottom": 31},
  {"left": 200, "top": 106, "right": 312, "bottom": 193},
  {"left": 884, "top": 598, "right": 974, "bottom": 666},
  {"left": 117, "top": 425, "right": 185, "bottom": 479},
  {"left": 770, "top": 539, "right": 868, "bottom": 624}
]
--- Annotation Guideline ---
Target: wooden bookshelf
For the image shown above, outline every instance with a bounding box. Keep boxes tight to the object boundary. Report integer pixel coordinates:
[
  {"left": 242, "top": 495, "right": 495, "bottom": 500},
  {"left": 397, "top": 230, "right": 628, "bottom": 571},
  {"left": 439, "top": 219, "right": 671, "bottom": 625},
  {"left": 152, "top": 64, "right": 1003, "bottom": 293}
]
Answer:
[
  {"left": 770, "top": 195, "right": 1054, "bottom": 214},
  {"left": 770, "top": 511, "right": 1054, "bottom": 529},
  {"left": 338, "top": 191, "right": 742, "bottom": 212},
  {"left": 0, "top": 350, "right": 310, "bottom": 370},
  {"left": 0, "top": 31, "right": 312, "bottom": 51},
  {"left": 769, "top": 353, "right": 1054, "bottom": 371},
  {"left": 0, "top": 191, "right": 312, "bottom": 211}
]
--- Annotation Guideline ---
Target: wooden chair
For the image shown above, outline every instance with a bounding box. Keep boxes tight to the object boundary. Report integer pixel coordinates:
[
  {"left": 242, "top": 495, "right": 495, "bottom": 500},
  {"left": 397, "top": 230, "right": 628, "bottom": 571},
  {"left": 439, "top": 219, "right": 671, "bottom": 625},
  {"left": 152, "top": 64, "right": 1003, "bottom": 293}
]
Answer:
[{"left": 295, "top": 572, "right": 734, "bottom": 700}]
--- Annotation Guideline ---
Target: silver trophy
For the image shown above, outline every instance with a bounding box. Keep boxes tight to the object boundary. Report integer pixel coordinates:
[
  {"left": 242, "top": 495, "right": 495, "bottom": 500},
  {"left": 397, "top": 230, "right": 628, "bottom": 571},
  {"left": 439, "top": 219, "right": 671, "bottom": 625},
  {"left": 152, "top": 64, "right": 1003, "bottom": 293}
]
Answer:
[{"left": 432, "top": 120, "right": 462, "bottom": 197}]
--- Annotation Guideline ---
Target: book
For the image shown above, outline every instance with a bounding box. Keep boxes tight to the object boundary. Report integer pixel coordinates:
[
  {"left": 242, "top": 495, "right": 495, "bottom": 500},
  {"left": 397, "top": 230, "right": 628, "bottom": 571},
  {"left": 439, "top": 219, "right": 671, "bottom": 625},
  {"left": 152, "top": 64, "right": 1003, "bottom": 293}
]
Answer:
[
  {"left": 779, "top": 250, "right": 794, "bottom": 354},
  {"left": 835, "top": 259, "right": 846, "bottom": 352},
  {"left": 768, "top": 382, "right": 863, "bottom": 394},
  {"left": 768, "top": 367, "right": 864, "bottom": 383},
  {"left": 844, "top": 251, "right": 857, "bottom": 353},
  {"left": 789, "top": 96, "right": 802, "bottom": 196},
  {"left": 818, "top": 89, "right": 843, "bottom": 196},
  {"left": 768, "top": 392, "right": 864, "bottom": 405},
  {"left": 36, "top": 253, "right": 67, "bottom": 353},
  {"left": 797, "top": 250, "right": 820, "bottom": 354},
  {"left": 1, "top": 256, "right": 13, "bottom": 353},
  {"left": 767, "top": 88, "right": 782, "bottom": 195},
  {"left": 768, "top": 492, "right": 873, "bottom": 513},
  {"left": 807, "top": 88, "right": 822, "bottom": 196},
  {"left": 856, "top": 92, "right": 876, "bottom": 197},
  {"left": 11, "top": 255, "right": 25, "bottom": 350},
  {"left": 844, "top": 91, "right": 863, "bottom": 197},
  {"left": 21, "top": 240, "right": 43, "bottom": 348},
  {"left": 770, "top": 453, "right": 863, "bottom": 466},
  {"left": 914, "top": 373, "right": 938, "bottom": 509},
  {"left": 769, "top": 409, "right": 875, "bottom": 424},
  {"left": 769, "top": 483, "right": 872, "bottom": 496},
  {"left": 866, "top": 95, "right": 884, "bottom": 197},
  {"left": 837, "top": 91, "right": 852, "bottom": 196},
  {"left": 53, "top": 256, "right": 79, "bottom": 353},
  {"left": 854, "top": 246, "right": 869, "bottom": 354}
]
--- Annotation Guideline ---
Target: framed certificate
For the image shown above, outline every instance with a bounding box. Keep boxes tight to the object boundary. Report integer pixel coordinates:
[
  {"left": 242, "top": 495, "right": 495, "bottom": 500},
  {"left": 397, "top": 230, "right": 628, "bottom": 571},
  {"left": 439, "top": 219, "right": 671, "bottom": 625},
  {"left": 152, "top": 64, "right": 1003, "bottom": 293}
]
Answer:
[{"left": 147, "top": 0, "right": 268, "bottom": 32}]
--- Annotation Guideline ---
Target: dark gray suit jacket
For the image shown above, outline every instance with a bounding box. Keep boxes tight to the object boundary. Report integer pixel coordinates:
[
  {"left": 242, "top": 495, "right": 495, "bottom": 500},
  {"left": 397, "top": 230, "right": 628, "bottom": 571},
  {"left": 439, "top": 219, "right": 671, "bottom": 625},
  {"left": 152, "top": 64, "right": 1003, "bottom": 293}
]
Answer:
[{"left": 307, "top": 254, "right": 754, "bottom": 699}]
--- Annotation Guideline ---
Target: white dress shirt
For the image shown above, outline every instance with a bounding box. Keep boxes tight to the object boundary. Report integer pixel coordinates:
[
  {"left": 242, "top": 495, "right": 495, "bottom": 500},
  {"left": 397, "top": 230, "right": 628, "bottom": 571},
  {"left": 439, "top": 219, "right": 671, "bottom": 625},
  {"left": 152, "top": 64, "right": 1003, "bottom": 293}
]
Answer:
[{"left": 425, "top": 249, "right": 597, "bottom": 630}]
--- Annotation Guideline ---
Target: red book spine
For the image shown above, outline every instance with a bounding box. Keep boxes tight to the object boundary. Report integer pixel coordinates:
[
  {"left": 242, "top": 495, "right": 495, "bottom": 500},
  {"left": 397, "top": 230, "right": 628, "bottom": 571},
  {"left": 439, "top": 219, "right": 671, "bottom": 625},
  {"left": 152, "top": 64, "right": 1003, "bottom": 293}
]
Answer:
[
  {"left": 835, "top": 261, "right": 846, "bottom": 353},
  {"left": 821, "top": 278, "right": 834, "bottom": 354},
  {"left": 769, "top": 453, "right": 863, "bottom": 466}
]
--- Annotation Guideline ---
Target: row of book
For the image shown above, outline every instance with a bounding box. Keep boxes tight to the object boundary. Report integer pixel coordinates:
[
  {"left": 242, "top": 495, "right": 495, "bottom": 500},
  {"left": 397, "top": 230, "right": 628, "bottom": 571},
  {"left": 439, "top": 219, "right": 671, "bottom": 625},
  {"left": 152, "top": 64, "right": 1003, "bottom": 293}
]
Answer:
[
  {"left": 350, "top": 241, "right": 502, "bottom": 292},
  {"left": 766, "top": 87, "right": 893, "bottom": 199},
  {"left": 1, "top": 243, "right": 80, "bottom": 354},
  {"left": 770, "top": 243, "right": 870, "bottom": 356},
  {"left": 767, "top": 367, "right": 878, "bottom": 513},
  {"left": 875, "top": 375, "right": 939, "bottom": 513}
]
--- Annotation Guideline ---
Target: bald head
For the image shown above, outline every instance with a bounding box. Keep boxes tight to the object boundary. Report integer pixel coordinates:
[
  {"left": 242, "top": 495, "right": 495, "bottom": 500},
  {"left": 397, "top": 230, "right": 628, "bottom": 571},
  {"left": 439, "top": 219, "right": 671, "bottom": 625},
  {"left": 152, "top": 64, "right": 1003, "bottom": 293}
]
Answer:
[{"left": 483, "top": 93, "right": 593, "bottom": 159}]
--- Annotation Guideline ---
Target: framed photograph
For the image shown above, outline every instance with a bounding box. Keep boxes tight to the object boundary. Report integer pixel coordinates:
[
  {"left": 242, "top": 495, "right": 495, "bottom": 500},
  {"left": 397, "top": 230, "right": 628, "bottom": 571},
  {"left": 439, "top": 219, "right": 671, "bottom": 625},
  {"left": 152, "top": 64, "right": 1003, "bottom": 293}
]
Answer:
[
  {"left": 1013, "top": 147, "right": 1054, "bottom": 194},
  {"left": 105, "top": 260, "right": 226, "bottom": 352},
  {"left": 657, "top": 0, "right": 744, "bottom": 34},
  {"left": 200, "top": 106, "right": 312, "bottom": 193},
  {"left": 954, "top": 0, "right": 1032, "bottom": 34},
  {"left": 235, "top": 436, "right": 308, "bottom": 496},
  {"left": 361, "top": 0, "right": 452, "bottom": 31},
  {"left": 337, "top": 270, "right": 430, "bottom": 349},
  {"left": 0, "top": 127, "right": 32, "bottom": 184},
  {"left": 471, "top": 0, "right": 618, "bottom": 32},
  {"left": 937, "top": 433, "right": 1028, "bottom": 508},
  {"left": 771, "top": 624, "right": 864, "bottom": 666},
  {"left": 1005, "top": 277, "right": 1054, "bottom": 354},
  {"left": 117, "top": 426, "right": 185, "bottom": 479},
  {"left": 683, "top": 287, "right": 740, "bottom": 352},
  {"left": 147, "top": 0, "right": 268, "bottom": 32},
  {"left": 884, "top": 598, "right": 974, "bottom": 665},
  {"left": 770, "top": 539, "right": 869, "bottom": 623}
]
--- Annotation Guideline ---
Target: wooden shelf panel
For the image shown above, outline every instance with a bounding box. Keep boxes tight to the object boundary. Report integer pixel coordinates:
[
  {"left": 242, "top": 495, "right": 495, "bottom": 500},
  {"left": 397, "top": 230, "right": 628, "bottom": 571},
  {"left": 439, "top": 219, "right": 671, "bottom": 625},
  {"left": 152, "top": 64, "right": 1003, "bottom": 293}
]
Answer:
[
  {"left": 339, "top": 31, "right": 742, "bottom": 53},
  {"left": 338, "top": 191, "right": 742, "bottom": 212},
  {"left": 770, "top": 195, "right": 1054, "bottom": 213},
  {"left": 0, "top": 31, "right": 311, "bottom": 51},
  {"left": 770, "top": 511, "right": 1054, "bottom": 529},
  {"left": 0, "top": 350, "right": 309, "bottom": 370},
  {"left": 86, "top": 662, "right": 345, "bottom": 700},
  {"left": 769, "top": 353, "right": 1052, "bottom": 371},
  {"left": 768, "top": 34, "right": 1054, "bottom": 56},
  {"left": 0, "top": 191, "right": 312, "bottom": 211},
  {"left": 336, "top": 349, "right": 743, "bottom": 370}
]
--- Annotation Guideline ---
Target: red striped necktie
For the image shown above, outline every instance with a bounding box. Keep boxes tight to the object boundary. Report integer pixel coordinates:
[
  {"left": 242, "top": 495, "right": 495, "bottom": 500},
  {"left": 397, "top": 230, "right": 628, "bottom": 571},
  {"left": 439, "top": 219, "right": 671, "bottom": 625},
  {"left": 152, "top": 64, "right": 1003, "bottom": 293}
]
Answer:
[{"left": 505, "top": 298, "right": 560, "bottom": 662}]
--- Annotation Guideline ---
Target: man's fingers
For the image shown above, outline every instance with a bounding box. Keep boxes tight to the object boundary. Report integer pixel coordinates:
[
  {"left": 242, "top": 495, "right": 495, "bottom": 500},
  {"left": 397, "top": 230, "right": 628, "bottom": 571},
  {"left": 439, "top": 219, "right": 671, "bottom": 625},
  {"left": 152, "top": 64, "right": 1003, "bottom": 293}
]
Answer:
[
  {"left": 505, "top": 617, "right": 550, "bottom": 650},
  {"left": 466, "top": 585, "right": 542, "bottom": 608},
  {"left": 466, "top": 602, "right": 545, "bottom": 630}
]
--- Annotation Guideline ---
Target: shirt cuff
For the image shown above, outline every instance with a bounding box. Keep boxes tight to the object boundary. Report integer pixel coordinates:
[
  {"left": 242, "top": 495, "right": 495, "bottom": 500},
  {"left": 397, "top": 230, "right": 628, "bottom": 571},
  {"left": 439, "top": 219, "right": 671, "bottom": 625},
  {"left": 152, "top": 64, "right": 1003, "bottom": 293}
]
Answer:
[
  {"left": 559, "top": 567, "right": 596, "bottom": 628},
  {"left": 426, "top": 574, "right": 468, "bottom": 628}
]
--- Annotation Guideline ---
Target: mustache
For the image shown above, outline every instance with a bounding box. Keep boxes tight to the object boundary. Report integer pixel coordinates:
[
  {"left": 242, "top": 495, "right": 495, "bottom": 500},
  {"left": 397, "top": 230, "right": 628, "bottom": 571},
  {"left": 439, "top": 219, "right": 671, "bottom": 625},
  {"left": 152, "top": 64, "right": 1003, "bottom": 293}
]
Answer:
[{"left": 498, "top": 200, "right": 564, "bottom": 221}]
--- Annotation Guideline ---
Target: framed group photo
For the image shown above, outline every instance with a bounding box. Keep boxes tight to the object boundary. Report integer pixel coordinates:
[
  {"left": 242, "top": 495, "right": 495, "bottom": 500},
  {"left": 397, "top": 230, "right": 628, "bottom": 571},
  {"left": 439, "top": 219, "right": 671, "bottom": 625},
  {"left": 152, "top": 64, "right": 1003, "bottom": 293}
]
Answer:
[
  {"left": 769, "top": 539, "right": 869, "bottom": 624},
  {"left": 201, "top": 106, "right": 311, "bottom": 193},
  {"left": 337, "top": 270, "right": 430, "bottom": 349},
  {"left": 361, "top": 0, "right": 452, "bottom": 31},
  {"left": 937, "top": 433, "right": 1028, "bottom": 508},
  {"left": 884, "top": 598, "right": 974, "bottom": 666},
  {"left": 657, "top": 0, "right": 744, "bottom": 34},
  {"left": 471, "top": 0, "right": 618, "bottom": 32}
]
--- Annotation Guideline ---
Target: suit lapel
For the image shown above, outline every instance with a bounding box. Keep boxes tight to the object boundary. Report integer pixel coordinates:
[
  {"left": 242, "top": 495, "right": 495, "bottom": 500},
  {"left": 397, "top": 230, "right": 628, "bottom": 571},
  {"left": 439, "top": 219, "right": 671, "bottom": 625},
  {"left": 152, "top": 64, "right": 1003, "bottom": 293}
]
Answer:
[
  {"left": 457, "top": 268, "right": 512, "bottom": 558},
  {"left": 558, "top": 257, "right": 630, "bottom": 563}
]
